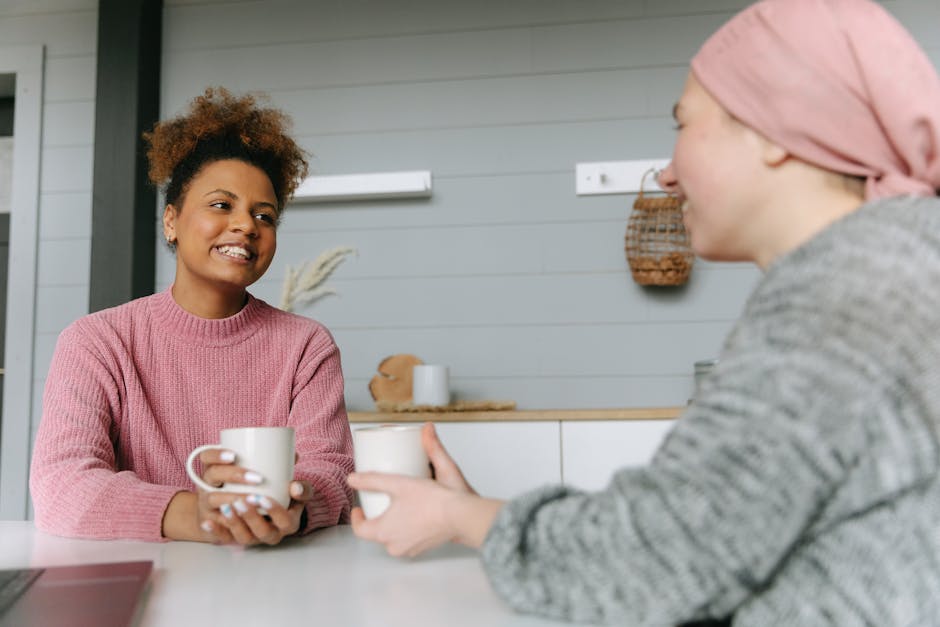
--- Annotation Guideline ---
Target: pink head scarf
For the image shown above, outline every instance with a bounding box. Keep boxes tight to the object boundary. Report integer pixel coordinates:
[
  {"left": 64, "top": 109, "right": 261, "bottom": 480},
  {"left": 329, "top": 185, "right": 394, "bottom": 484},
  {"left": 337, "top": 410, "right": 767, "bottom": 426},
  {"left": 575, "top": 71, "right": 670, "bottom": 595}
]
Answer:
[{"left": 690, "top": 0, "right": 940, "bottom": 199}]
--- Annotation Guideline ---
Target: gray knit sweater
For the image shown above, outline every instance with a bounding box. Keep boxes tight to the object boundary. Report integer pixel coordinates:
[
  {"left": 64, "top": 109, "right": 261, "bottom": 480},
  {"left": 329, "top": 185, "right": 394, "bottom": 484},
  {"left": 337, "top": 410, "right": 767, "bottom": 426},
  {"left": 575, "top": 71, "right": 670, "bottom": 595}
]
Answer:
[{"left": 481, "top": 196, "right": 940, "bottom": 626}]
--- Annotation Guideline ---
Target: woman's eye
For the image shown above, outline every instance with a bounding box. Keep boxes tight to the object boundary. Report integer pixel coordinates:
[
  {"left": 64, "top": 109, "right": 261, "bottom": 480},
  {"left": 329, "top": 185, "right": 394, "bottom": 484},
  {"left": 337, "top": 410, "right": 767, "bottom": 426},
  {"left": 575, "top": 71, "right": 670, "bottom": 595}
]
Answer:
[
  {"left": 255, "top": 213, "right": 278, "bottom": 226},
  {"left": 209, "top": 200, "right": 230, "bottom": 210}
]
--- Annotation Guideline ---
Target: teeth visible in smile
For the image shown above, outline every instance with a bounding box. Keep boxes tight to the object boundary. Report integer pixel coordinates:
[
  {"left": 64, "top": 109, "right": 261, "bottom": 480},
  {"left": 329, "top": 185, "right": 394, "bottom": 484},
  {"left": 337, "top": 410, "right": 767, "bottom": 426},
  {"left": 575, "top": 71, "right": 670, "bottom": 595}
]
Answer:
[{"left": 217, "top": 245, "right": 250, "bottom": 259}]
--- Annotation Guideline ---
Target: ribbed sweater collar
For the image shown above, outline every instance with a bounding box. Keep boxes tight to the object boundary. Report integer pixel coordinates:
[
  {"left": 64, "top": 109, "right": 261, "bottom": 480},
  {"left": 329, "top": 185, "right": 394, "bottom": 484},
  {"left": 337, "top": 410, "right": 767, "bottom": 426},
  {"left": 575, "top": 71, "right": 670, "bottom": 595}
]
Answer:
[{"left": 148, "top": 286, "right": 267, "bottom": 347}]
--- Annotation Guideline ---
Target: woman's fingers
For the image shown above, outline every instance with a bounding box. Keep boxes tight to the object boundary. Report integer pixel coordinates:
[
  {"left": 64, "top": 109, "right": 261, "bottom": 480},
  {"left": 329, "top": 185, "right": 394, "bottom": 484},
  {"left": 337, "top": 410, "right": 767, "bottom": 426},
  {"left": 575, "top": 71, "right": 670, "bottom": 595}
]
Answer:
[
  {"left": 215, "top": 498, "right": 257, "bottom": 545},
  {"left": 249, "top": 494, "right": 295, "bottom": 536},
  {"left": 209, "top": 493, "right": 295, "bottom": 545},
  {"left": 289, "top": 480, "right": 313, "bottom": 503},
  {"left": 349, "top": 506, "right": 377, "bottom": 540},
  {"left": 239, "top": 497, "right": 285, "bottom": 545},
  {"left": 347, "top": 471, "right": 410, "bottom": 494},
  {"left": 422, "top": 422, "right": 456, "bottom": 471},
  {"left": 198, "top": 449, "right": 266, "bottom": 489},
  {"left": 200, "top": 517, "right": 234, "bottom": 545},
  {"left": 199, "top": 448, "right": 236, "bottom": 466},
  {"left": 347, "top": 480, "right": 461, "bottom": 557},
  {"left": 202, "top": 464, "right": 264, "bottom": 489},
  {"left": 421, "top": 423, "right": 475, "bottom": 494},
  {"left": 350, "top": 506, "right": 366, "bottom": 527},
  {"left": 203, "top": 481, "right": 312, "bottom": 545}
]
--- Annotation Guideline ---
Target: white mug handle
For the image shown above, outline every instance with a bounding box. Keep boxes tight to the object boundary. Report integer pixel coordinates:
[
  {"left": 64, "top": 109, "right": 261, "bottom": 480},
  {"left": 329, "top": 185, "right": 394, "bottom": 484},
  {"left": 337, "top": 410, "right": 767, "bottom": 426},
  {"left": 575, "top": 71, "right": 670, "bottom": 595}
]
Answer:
[{"left": 185, "top": 444, "right": 228, "bottom": 493}]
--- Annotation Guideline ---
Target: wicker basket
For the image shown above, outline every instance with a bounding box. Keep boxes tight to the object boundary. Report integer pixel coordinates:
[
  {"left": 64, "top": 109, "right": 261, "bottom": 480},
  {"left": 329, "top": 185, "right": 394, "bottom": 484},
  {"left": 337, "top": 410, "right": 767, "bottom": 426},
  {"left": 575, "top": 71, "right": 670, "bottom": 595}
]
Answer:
[{"left": 624, "top": 169, "right": 694, "bottom": 286}]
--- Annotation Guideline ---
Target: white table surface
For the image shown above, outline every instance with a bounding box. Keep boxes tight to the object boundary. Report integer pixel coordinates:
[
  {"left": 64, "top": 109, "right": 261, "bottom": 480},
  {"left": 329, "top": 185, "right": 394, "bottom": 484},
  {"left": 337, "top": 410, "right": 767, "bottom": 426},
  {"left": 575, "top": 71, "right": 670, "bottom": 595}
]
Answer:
[{"left": 0, "top": 522, "right": 569, "bottom": 626}]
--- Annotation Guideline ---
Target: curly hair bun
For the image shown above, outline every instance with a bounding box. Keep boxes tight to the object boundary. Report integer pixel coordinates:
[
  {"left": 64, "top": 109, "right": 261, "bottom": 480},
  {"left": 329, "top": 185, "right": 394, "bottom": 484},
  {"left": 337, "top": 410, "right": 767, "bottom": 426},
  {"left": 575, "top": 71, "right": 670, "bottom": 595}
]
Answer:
[{"left": 143, "top": 86, "right": 309, "bottom": 209}]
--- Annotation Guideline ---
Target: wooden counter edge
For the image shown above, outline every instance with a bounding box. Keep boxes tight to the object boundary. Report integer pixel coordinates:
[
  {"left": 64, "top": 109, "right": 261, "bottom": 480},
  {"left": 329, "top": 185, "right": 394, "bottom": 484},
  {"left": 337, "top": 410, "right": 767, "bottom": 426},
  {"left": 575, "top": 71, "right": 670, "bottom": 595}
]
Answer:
[{"left": 348, "top": 407, "right": 684, "bottom": 423}]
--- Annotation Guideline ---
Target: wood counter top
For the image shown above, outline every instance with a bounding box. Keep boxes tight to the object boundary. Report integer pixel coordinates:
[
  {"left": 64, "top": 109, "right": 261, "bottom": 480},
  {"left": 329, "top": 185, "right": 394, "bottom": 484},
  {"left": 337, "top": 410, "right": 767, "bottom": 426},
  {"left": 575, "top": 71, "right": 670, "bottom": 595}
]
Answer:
[{"left": 348, "top": 406, "right": 684, "bottom": 423}]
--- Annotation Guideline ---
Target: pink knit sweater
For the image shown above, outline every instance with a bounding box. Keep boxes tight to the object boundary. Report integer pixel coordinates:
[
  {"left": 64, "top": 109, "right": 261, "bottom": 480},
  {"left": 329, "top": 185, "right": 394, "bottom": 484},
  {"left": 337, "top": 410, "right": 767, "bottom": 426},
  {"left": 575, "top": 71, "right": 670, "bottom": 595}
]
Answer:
[{"left": 29, "top": 288, "right": 354, "bottom": 541}]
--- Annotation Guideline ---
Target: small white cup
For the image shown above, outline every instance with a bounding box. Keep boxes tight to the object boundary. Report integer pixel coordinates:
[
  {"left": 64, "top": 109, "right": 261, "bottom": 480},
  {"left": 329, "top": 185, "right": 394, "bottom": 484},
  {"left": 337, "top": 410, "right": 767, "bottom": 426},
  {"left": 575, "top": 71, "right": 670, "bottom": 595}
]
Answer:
[
  {"left": 412, "top": 364, "right": 450, "bottom": 406},
  {"left": 353, "top": 425, "right": 431, "bottom": 518},
  {"left": 186, "top": 426, "right": 295, "bottom": 508}
]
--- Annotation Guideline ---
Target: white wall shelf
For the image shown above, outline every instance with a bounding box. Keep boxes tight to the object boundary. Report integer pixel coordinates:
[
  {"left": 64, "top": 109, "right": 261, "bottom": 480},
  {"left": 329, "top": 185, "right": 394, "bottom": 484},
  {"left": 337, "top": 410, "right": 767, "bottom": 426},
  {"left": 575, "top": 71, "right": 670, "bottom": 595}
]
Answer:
[
  {"left": 293, "top": 170, "right": 432, "bottom": 203},
  {"left": 575, "top": 159, "right": 670, "bottom": 196}
]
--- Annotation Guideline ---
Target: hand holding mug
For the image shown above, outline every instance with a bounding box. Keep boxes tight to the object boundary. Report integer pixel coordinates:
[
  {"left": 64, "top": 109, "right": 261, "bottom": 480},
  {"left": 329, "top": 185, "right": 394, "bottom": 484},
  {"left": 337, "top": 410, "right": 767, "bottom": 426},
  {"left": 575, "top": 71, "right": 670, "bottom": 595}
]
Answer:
[
  {"left": 186, "top": 427, "right": 307, "bottom": 545},
  {"left": 200, "top": 478, "right": 312, "bottom": 546},
  {"left": 348, "top": 423, "right": 503, "bottom": 557},
  {"left": 186, "top": 426, "right": 295, "bottom": 506}
]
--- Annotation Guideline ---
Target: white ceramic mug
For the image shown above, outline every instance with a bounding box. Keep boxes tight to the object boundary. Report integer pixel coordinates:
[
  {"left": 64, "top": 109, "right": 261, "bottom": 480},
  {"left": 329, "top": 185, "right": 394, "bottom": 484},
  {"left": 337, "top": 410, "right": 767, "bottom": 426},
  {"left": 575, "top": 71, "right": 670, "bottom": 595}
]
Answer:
[
  {"left": 186, "top": 426, "right": 295, "bottom": 508},
  {"left": 353, "top": 425, "right": 431, "bottom": 518},
  {"left": 412, "top": 364, "right": 450, "bottom": 406}
]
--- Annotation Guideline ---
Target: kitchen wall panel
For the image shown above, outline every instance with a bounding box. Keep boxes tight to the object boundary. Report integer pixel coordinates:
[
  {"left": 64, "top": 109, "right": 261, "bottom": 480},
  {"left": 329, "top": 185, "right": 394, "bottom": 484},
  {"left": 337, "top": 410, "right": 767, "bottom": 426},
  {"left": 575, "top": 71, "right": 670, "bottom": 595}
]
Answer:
[{"left": 158, "top": 0, "right": 936, "bottom": 411}]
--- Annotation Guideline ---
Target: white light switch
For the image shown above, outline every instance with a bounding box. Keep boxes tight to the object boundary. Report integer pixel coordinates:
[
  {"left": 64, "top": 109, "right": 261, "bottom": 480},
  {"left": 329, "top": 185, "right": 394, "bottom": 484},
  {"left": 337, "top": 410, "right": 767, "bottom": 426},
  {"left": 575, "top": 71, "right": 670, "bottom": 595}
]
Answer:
[{"left": 576, "top": 159, "right": 670, "bottom": 196}]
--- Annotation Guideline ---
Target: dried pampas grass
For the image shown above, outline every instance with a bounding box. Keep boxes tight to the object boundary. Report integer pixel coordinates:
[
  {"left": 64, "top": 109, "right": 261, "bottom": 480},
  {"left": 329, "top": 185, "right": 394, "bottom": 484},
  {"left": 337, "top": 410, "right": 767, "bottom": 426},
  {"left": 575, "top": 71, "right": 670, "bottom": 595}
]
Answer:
[{"left": 279, "top": 246, "right": 356, "bottom": 312}]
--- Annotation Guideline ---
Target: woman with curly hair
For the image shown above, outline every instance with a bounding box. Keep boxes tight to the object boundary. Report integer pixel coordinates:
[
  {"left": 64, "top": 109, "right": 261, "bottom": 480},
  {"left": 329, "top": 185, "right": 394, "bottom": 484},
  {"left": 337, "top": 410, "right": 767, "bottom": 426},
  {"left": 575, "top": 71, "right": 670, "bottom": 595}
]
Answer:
[
  {"left": 349, "top": 0, "right": 940, "bottom": 624},
  {"left": 30, "top": 87, "right": 354, "bottom": 545}
]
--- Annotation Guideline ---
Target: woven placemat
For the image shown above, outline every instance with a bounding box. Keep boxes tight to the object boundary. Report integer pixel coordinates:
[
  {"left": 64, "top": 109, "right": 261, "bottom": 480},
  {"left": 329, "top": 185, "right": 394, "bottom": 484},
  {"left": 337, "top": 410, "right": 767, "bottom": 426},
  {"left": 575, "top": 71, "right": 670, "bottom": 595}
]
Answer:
[{"left": 375, "top": 399, "right": 517, "bottom": 413}]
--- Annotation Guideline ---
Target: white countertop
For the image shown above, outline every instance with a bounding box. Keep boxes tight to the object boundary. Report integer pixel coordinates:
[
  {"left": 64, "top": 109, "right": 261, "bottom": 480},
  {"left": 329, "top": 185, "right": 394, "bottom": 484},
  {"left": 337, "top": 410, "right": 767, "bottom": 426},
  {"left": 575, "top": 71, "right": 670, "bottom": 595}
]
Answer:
[{"left": 0, "top": 522, "right": 567, "bottom": 626}]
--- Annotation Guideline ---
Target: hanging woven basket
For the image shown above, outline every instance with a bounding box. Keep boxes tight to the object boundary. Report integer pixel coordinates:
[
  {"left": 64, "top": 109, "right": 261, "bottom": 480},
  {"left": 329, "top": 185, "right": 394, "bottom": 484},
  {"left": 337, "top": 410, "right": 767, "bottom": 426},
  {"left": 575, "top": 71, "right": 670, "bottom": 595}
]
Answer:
[{"left": 624, "top": 169, "right": 694, "bottom": 286}]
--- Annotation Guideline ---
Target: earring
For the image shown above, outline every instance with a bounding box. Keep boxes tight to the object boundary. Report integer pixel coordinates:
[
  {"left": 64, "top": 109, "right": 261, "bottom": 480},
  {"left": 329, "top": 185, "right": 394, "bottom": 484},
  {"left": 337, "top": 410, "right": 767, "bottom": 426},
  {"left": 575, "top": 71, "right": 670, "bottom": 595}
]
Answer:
[{"left": 166, "top": 235, "right": 175, "bottom": 245}]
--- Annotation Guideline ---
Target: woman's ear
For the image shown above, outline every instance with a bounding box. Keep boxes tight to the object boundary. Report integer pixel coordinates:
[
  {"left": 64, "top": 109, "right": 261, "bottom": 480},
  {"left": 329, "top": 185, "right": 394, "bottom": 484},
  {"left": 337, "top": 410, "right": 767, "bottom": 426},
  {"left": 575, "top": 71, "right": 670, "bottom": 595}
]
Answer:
[{"left": 162, "top": 204, "right": 178, "bottom": 244}]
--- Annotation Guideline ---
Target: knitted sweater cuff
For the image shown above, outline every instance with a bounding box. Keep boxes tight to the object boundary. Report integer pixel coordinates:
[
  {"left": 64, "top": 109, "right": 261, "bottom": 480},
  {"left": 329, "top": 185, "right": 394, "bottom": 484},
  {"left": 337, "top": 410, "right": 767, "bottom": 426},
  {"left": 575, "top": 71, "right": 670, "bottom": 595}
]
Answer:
[{"left": 123, "top": 484, "right": 182, "bottom": 542}]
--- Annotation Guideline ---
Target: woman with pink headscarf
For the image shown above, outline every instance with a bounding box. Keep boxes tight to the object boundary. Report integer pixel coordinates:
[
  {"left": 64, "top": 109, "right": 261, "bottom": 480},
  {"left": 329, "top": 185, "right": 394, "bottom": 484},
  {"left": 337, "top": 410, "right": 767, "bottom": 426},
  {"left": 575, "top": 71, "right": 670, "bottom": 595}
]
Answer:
[{"left": 349, "top": 1, "right": 940, "bottom": 624}]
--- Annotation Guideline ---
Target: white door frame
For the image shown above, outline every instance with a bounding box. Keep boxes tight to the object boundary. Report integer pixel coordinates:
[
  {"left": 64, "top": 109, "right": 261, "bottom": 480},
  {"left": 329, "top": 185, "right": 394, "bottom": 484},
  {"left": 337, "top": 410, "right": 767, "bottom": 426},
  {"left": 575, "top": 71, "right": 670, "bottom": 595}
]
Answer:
[{"left": 0, "top": 45, "right": 43, "bottom": 520}]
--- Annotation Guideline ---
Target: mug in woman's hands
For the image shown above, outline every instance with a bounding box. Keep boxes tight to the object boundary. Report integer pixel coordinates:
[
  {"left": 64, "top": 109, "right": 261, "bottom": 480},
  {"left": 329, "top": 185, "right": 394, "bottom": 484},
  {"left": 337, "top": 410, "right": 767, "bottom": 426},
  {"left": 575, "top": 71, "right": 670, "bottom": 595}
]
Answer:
[
  {"left": 186, "top": 426, "right": 295, "bottom": 508},
  {"left": 353, "top": 424, "right": 431, "bottom": 518}
]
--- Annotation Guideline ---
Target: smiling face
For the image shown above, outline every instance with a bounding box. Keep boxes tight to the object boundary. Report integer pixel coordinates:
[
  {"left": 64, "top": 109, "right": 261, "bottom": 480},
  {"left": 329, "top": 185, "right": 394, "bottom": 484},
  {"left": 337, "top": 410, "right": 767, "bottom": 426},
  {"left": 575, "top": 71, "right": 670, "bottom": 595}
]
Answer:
[
  {"left": 658, "top": 73, "right": 776, "bottom": 262},
  {"left": 163, "top": 159, "right": 279, "bottom": 309}
]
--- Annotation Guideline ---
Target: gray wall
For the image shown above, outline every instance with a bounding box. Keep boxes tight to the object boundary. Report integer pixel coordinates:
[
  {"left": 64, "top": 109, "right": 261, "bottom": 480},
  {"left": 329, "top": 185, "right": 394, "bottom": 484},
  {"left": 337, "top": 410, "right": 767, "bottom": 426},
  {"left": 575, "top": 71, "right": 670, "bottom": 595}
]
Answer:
[{"left": 155, "top": 0, "right": 939, "bottom": 412}]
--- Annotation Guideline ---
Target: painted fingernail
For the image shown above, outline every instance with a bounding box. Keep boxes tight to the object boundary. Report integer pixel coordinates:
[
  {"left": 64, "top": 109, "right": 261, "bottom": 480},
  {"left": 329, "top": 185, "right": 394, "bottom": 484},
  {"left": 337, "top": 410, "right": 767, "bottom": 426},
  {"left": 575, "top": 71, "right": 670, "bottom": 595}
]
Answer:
[
  {"left": 220, "top": 503, "right": 234, "bottom": 519},
  {"left": 247, "top": 494, "right": 273, "bottom": 510},
  {"left": 219, "top": 450, "right": 236, "bottom": 463},
  {"left": 233, "top": 499, "right": 249, "bottom": 515},
  {"left": 243, "top": 471, "right": 263, "bottom": 485},
  {"left": 201, "top": 520, "right": 213, "bottom": 532}
]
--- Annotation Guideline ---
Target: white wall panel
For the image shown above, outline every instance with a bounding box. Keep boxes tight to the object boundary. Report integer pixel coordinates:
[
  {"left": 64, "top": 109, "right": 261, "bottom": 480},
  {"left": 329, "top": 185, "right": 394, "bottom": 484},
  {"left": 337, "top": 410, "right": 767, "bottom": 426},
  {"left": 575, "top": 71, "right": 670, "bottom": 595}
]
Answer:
[
  {"left": 42, "top": 55, "right": 96, "bottom": 101},
  {"left": 0, "top": 10, "right": 95, "bottom": 56},
  {"left": 274, "top": 70, "right": 653, "bottom": 136},
  {"left": 244, "top": 267, "right": 755, "bottom": 331},
  {"left": 42, "top": 100, "right": 94, "bottom": 146},
  {"left": 0, "top": 1, "right": 94, "bottom": 17},
  {"left": 39, "top": 145, "right": 92, "bottom": 192},
  {"left": 37, "top": 238, "right": 90, "bottom": 286},
  {"left": 164, "top": 1, "right": 645, "bottom": 50},
  {"left": 298, "top": 119, "right": 673, "bottom": 178},
  {"left": 35, "top": 285, "right": 87, "bottom": 333},
  {"left": 33, "top": 332, "right": 57, "bottom": 382},
  {"left": 38, "top": 191, "right": 92, "bottom": 239}
]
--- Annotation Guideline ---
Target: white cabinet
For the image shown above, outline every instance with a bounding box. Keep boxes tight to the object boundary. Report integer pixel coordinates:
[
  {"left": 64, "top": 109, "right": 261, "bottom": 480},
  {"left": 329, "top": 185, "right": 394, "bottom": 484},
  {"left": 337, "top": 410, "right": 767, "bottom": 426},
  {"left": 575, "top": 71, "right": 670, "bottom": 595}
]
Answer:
[
  {"left": 434, "top": 421, "right": 561, "bottom": 499},
  {"left": 561, "top": 420, "right": 675, "bottom": 491},
  {"left": 351, "top": 418, "right": 679, "bottom": 499},
  {"left": 352, "top": 421, "right": 561, "bottom": 500}
]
